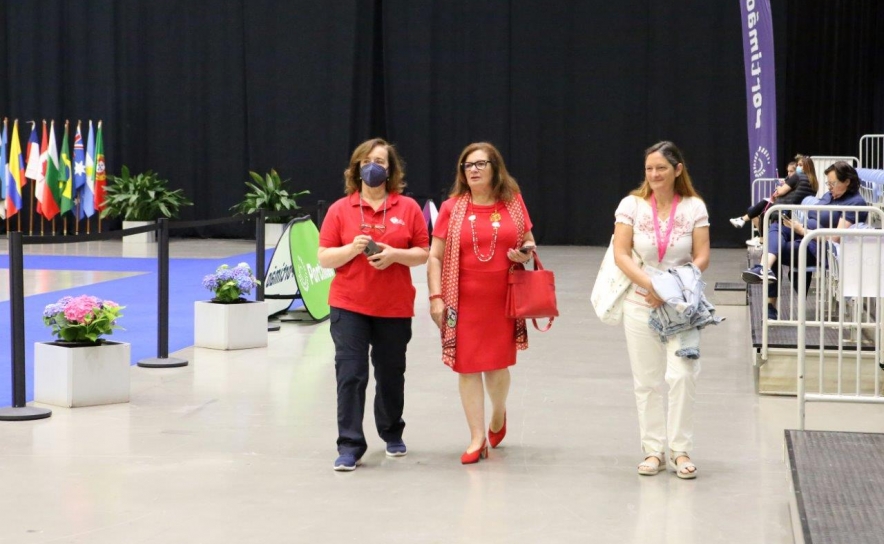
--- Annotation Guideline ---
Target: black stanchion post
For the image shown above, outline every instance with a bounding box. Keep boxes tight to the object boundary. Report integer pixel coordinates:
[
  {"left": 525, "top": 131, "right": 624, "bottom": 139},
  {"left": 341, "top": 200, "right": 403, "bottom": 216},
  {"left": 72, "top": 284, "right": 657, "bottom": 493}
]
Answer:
[
  {"left": 256, "top": 209, "right": 265, "bottom": 301},
  {"left": 138, "top": 218, "right": 188, "bottom": 368},
  {"left": 0, "top": 232, "right": 52, "bottom": 420}
]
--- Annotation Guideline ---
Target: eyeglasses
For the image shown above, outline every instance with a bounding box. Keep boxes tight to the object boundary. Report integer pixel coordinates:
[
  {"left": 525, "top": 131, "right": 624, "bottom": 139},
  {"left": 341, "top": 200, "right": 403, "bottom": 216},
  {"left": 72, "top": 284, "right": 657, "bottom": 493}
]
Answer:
[
  {"left": 360, "top": 223, "right": 386, "bottom": 234},
  {"left": 462, "top": 160, "right": 492, "bottom": 171},
  {"left": 359, "top": 196, "right": 387, "bottom": 234}
]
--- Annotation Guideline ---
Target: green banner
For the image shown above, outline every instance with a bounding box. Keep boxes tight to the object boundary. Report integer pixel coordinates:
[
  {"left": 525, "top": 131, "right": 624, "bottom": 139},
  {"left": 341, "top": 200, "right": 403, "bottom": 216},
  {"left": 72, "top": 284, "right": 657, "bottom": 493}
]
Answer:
[{"left": 289, "top": 216, "right": 333, "bottom": 320}]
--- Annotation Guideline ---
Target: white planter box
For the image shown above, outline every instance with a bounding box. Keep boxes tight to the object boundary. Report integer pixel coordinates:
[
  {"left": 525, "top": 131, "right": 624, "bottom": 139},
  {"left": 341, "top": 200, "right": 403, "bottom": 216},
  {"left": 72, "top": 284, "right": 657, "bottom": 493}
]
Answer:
[
  {"left": 34, "top": 341, "right": 131, "bottom": 408},
  {"left": 265, "top": 223, "right": 285, "bottom": 247},
  {"left": 194, "top": 300, "right": 268, "bottom": 350},
  {"left": 123, "top": 220, "right": 156, "bottom": 243}
]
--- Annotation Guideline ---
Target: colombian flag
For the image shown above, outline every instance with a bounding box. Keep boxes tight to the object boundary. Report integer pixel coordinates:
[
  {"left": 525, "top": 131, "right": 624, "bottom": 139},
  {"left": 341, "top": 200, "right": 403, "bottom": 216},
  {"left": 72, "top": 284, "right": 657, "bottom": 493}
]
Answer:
[{"left": 6, "top": 120, "right": 25, "bottom": 218}]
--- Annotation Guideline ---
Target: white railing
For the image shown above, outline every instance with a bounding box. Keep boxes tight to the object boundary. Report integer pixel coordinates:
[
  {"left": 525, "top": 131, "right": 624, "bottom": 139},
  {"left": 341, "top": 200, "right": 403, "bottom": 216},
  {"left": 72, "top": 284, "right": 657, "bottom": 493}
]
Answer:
[
  {"left": 859, "top": 134, "right": 884, "bottom": 170},
  {"left": 759, "top": 204, "right": 884, "bottom": 362},
  {"left": 750, "top": 178, "right": 780, "bottom": 241},
  {"left": 751, "top": 177, "right": 780, "bottom": 205},
  {"left": 796, "top": 229, "right": 884, "bottom": 430}
]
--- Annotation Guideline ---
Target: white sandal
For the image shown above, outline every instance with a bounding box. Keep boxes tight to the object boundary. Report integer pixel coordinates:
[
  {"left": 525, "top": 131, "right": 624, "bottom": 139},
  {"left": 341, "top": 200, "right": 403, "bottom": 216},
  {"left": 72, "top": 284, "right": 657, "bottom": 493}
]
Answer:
[
  {"left": 668, "top": 451, "right": 698, "bottom": 479},
  {"left": 637, "top": 452, "right": 665, "bottom": 476}
]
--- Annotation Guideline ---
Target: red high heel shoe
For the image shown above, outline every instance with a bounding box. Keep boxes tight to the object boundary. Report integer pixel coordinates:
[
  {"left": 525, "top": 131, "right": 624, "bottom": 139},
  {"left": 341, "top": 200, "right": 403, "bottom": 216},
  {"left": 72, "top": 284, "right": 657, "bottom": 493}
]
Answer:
[
  {"left": 488, "top": 413, "right": 507, "bottom": 449},
  {"left": 460, "top": 439, "right": 488, "bottom": 464}
]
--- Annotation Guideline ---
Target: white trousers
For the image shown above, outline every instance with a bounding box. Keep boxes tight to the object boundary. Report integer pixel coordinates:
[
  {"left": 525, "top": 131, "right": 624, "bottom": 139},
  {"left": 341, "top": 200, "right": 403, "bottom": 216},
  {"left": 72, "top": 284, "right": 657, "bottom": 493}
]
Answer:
[{"left": 622, "top": 297, "right": 700, "bottom": 455}]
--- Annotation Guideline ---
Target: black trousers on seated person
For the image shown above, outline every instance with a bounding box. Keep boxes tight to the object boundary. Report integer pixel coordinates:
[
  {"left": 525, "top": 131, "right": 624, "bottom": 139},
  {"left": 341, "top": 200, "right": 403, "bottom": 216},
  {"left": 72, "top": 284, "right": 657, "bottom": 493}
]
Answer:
[
  {"left": 329, "top": 306, "right": 412, "bottom": 458},
  {"left": 766, "top": 269, "right": 812, "bottom": 298},
  {"left": 746, "top": 199, "right": 771, "bottom": 220}
]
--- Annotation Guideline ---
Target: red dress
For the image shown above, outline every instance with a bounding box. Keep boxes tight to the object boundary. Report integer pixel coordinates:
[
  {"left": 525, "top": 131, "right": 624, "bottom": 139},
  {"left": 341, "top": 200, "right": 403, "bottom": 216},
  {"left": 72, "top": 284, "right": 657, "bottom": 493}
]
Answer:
[{"left": 434, "top": 195, "right": 533, "bottom": 373}]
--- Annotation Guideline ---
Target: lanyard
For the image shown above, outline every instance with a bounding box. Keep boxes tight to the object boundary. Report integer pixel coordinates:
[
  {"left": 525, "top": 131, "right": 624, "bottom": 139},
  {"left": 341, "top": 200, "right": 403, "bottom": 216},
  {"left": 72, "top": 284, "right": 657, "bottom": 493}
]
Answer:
[{"left": 651, "top": 193, "right": 679, "bottom": 263}]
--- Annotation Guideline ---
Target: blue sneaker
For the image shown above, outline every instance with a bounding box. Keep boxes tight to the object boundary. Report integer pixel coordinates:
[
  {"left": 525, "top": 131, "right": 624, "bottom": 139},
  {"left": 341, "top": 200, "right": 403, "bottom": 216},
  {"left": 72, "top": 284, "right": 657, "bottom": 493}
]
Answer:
[
  {"left": 767, "top": 303, "right": 778, "bottom": 320},
  {"left": 741, "top": 264, "right": 776, "bottom": 284},
  {"left": 333, "top": 453, "right": 359, "bottom": 471},
  {"left": 385, "top": 439, "right": 407, "bottom": 457}
]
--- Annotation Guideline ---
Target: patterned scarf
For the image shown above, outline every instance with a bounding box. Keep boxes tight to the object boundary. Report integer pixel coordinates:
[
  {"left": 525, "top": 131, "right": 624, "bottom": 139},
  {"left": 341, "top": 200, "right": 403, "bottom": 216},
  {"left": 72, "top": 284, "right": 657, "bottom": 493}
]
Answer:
[{"left": 440, "top": 193, "right": 528, "bottom": 368}]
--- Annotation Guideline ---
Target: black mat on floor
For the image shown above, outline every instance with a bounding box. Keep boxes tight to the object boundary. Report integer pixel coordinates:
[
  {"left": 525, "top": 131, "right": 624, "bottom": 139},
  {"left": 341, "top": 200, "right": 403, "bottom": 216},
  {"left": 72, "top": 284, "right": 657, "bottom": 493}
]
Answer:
[
  {"left": 786, "top": 430, "right": 884, "bottom": 544},
  {"left": 748, "top": 283, "right": 870, "bottom": 351}
]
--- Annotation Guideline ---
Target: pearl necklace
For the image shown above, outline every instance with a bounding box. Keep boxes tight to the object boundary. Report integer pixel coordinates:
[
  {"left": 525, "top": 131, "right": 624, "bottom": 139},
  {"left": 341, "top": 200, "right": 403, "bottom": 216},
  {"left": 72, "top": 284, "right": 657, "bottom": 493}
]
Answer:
[{"left": 467, "top": 201, "right": 501, "bottom": 262}]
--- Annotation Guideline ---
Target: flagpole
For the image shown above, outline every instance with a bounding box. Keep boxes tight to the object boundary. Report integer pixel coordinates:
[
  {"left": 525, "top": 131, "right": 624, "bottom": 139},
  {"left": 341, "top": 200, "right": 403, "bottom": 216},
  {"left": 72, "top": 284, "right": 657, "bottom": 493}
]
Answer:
[
  {"left": 27, "top": 121, "right": 35, "bottom": 235},
  {"left": 29, "top": 184, "right": 34, "bottom": 234},
  {"left": 96, "top": 121, "right": 103, "bottom": 234}
]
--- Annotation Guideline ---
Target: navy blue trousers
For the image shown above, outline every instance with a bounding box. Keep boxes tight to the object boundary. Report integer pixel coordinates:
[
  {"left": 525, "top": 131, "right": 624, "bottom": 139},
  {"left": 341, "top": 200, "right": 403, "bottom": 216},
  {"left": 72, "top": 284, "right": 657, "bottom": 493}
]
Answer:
[{"left": 329, "top": 306, "right": 412, "bottom": 458}]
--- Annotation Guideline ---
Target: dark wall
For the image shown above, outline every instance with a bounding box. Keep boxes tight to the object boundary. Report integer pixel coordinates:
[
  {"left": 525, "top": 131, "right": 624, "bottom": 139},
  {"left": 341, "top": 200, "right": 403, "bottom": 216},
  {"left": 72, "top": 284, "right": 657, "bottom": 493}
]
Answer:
[
  {"left": 0, "top": 0, "right": 881, "bottom": 245},
  {"left": 780, "top": 0, "right": 884, "bottom": 158}
]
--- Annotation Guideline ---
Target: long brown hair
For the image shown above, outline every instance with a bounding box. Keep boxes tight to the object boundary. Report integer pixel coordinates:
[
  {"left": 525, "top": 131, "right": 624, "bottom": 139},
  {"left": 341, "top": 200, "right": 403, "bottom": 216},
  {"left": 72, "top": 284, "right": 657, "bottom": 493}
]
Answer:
[
  {"left": 343, "top": 138, "right": 407, "bottom": 195},
  {"left": 449, "top": 142, "right": 521, "bottom": 201},
  {"left": 631, "top": 141, "right": 701, "bottom": 199},
  {"left": 795, "top": 154, "right": 819, "bottom": 193}
]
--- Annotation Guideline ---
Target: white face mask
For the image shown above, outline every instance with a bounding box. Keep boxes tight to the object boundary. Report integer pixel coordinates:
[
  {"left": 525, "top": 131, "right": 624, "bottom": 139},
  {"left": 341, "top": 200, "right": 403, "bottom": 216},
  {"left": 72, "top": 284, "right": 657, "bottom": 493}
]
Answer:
[{"left": 796, "top": 166, "right": 804, "bottom": 175}]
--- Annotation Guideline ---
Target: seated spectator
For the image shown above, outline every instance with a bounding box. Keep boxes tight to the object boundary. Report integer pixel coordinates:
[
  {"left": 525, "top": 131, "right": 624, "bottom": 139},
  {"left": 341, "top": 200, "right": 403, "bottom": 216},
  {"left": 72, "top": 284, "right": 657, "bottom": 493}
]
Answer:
[
  {"left": 730, "top": 156, "right": 817, "bottom": 247},
  {"left": 740, "top": 161, "right": 867, "bottom": 318}
]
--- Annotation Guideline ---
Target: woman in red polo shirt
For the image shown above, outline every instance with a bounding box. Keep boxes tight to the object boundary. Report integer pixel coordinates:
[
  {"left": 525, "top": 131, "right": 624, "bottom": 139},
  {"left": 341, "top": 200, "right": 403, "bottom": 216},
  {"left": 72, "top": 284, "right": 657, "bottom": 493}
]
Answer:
[{"left": 318, "top": 138, "right": 429, "bottom": 472}]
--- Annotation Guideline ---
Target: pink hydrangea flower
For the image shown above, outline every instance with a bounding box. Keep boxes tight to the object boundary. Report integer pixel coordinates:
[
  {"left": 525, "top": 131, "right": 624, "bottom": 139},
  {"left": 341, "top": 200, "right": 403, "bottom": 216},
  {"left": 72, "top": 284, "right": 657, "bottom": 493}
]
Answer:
[{"left": 63, "top": 295, "right": 101, "bottom": 324}]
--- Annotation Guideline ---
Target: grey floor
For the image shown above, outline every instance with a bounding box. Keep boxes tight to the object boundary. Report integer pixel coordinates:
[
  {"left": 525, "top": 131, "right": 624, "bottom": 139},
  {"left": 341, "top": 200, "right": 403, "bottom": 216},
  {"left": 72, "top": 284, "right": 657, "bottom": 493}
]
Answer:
[{"left": 1, "top": 240, "right": 883, "bottom": 544}]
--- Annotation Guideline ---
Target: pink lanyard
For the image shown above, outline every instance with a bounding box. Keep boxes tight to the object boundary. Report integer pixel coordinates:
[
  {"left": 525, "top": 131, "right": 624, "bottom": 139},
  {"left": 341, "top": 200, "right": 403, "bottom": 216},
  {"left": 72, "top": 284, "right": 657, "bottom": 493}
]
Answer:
[{"left": 651, "top": 193, "right": 679, "bottom": 263}]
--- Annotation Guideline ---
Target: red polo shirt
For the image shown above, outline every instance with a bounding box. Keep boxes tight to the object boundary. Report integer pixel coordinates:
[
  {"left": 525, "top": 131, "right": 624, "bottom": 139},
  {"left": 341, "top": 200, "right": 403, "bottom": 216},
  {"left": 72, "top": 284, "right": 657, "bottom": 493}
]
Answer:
[{"left": 319, "top": 192, "right": 430, "bottom": 317}]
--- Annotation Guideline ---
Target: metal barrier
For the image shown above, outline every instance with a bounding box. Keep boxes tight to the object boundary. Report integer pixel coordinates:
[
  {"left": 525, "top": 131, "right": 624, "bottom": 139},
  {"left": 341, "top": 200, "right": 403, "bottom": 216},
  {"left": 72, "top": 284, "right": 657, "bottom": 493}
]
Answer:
[
  {"left": 758, "top": 204, "right": 884, "bottom": 363},
  {"left": 749, "top": 178, "right": 780, "bottom": 241},
  {"left": 751, "top": 177, "right": 779, "bottom": 205},
  {"left": 859, "top": 134, "right": 884, "bottom": 170},
  {"left": 796, "top": 229, "right": 884, "bottom": 429}
]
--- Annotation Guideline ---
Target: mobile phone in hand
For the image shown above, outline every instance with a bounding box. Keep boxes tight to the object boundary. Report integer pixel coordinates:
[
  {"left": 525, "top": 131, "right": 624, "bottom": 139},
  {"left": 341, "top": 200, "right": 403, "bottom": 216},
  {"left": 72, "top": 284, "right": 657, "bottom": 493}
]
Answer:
[
  {"left": 519, "top": 244, "right": 536, "bottom": 254},
  {"left": 364, "top": 239, "right": 382, "bottom": 257}
]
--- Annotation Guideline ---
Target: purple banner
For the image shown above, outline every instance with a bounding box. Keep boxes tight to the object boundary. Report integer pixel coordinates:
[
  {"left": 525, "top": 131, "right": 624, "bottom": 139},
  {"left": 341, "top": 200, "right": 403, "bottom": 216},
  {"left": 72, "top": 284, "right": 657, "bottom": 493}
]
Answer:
[{"left": 740, "top": 0, "right": 778, "bottom": 182}]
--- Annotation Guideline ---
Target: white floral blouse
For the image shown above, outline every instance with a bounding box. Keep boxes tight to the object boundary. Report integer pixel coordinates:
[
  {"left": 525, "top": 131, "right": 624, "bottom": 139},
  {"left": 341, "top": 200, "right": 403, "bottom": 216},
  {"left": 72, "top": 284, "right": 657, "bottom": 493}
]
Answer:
[{"left": 614, "top": 194, "right": 710, "bottom": 272}]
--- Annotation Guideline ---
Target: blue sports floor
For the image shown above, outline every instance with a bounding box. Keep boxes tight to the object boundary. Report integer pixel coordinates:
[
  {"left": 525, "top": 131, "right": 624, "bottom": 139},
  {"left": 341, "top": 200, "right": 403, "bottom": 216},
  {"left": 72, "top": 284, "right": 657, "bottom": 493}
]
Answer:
[{"left": 0, "top": 249, "right": 278, "bottom": 407}]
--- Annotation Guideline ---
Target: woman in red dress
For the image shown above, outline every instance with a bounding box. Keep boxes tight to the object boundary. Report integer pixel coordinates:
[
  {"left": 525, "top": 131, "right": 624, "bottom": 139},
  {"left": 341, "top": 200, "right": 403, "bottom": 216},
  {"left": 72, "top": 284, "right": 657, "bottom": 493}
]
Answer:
[{"left": 427, "top": 142, "right": 536, "bottom": 464}]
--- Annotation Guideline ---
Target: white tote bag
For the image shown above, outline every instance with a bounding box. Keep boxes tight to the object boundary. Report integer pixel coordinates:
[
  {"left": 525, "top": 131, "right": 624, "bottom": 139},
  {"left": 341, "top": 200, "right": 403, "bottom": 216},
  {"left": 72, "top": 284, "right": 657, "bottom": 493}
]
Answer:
[{"left": 591, "top": 237, "right": 640, "bottom": 326}]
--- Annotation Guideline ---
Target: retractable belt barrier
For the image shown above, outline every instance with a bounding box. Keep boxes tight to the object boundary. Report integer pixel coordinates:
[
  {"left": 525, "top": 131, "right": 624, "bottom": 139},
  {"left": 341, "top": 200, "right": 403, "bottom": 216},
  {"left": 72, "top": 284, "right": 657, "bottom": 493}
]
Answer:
[{"left": 1, "top": 202, "right": 328, "bottom": 421}]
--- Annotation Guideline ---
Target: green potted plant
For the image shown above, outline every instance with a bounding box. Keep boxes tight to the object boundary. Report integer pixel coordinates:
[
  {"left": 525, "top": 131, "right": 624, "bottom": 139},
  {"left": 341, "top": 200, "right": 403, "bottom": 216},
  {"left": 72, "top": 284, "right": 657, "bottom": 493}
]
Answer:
[
  {"left": 230, "top": 169, "right": 310, "bottom": 246},
  {"left": 100, "top": 165, "right": 193, "bottom": 242}
]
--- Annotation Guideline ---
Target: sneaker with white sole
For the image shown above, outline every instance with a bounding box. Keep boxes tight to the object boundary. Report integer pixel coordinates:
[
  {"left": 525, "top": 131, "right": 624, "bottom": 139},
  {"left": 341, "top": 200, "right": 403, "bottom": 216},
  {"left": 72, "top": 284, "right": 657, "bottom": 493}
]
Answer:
[
  {"left": 741, "top": 264, "right": 776, "bottom": 284},
  {"left": 730, "top": 217, "right": 746, "bottom": 228},
  {"left": 745, "top": 237, "right": 762, "bottom": 248},
  {"left": 385, "top": 439, "right": 407, "bottom": 457},
  {"left": 333, "top": 453, "right": 361, "bottom": 471}
]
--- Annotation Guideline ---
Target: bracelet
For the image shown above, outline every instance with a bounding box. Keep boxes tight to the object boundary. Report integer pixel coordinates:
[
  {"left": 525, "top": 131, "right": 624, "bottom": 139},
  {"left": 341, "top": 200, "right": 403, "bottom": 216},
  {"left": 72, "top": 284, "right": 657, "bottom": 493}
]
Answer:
[{"left": 429, "top": 294, "right": 443, "bottom": 301}]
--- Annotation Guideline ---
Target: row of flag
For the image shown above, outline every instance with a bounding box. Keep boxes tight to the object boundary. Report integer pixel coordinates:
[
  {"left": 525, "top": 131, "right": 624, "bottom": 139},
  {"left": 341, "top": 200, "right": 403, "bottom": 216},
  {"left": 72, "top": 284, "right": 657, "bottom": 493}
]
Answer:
[{"left": 0, "top": 118, "right": 106, "bottom": 224}]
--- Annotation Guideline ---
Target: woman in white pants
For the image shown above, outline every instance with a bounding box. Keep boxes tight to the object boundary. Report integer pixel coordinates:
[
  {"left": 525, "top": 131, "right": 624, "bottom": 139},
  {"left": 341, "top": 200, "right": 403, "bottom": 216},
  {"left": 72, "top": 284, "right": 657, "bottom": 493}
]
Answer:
[{"left": 612, "top": 141, "right": 710, "bottom": 479}]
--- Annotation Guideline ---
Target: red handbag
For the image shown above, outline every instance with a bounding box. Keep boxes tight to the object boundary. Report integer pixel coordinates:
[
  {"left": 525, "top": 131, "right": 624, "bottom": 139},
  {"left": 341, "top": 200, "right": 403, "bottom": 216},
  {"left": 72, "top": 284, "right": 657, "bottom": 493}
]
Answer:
[{"left": 505, "top": 252, "right": 558, "bottom": 331}]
